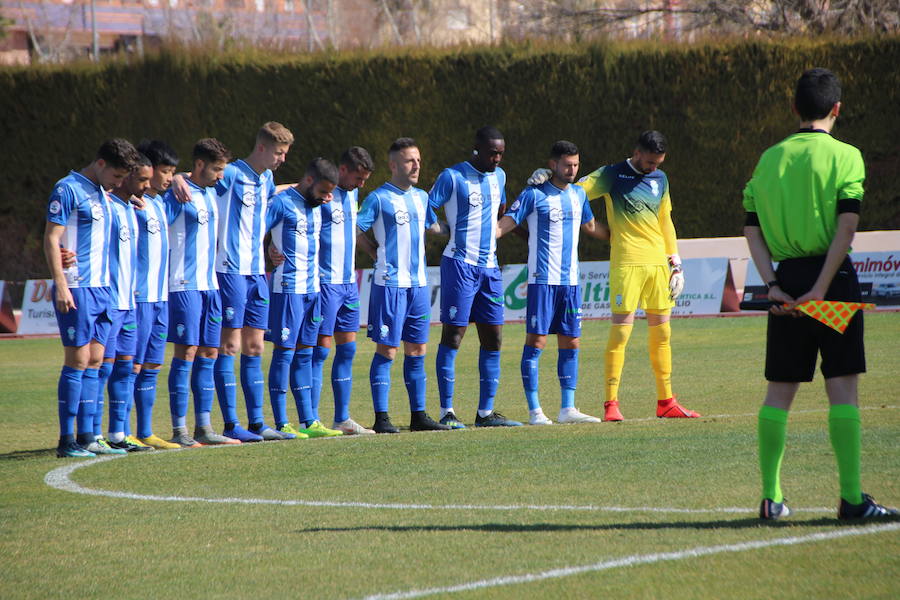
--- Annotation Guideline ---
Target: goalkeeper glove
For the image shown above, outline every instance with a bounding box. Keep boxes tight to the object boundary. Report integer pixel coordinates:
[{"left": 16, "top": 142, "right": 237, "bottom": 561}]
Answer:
[
  {"left": 668, "top": 254, "right": 684, "bottom": 300},
  {"left": 527, "top": 168, "right": 552, "bottom": 186}
]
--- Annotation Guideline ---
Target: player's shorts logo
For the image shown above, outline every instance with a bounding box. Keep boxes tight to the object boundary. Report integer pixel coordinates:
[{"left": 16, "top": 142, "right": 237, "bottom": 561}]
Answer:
[
  {"left": 197, "top": 209, "right": 209, "bottom": 225},
  {"left": 380, "top": 324, "right": 389, "bottom": 338},
  {"left": 448, "top": 305, "right": 458, "bottom": 320},
  {"left": 67, "top": 326, "right": 75, "bottom": 340},
  {"left": 468, "top": 191, "right": 483, "bottom": 207},
  {"left": 280, "top": 327, "right": 290, "bottom": 342},
  {"left": 549, "top": 207, "right": 564, "bottom": 222},
  {"left": 176, "top": 323, "right": 185, "bottom": 338},
  {"left": 118, "top": 225, "right": 131, "bottom": 242},
  {"left": 331, "top": 209, "right": 345, "bottom": 224},
  {"left": 395, "top": 211, "right": 410, "bottom": 225},
  {"left": 530, "top": 315, "right": 537, "bottom": 328},
  {"left": 49, "top": 200, "right": 61, "bottom": 215},
  {"left": 296, "top": 217, "right": 308, "bottom": 235},
  {"left": 146, "top": 218, "right": 160, "bottom": 234},
  {"left": 225, "top": 306, "right": 235, "bottom": 321},
  {"left": 242, "top": 191, "right": 256, "bottom": 207},
  {"left": 90, "top": 202, "right": 104, "bottom": 221}
]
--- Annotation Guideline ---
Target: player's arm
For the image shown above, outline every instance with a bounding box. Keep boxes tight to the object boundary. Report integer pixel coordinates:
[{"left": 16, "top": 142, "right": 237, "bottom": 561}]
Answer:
[
  {"left": 581, "top": 219, "right": 610, "bottom": 240},
  {"left": 796, "top": 212, "right": 859, "bottom": 305},
  {"left": 658, "top": 191, "right": 685, "bottom": 299},
  {"left": 356, "top": 227, "right": 378, "bottom": 261},
  {"left": 496, "top": 215, "right": 518, "bottom": 239},
  {"left": 171, "top": 173, "right": 193, "bottom": 204},
  {"left": 275, "top": 183, "right": 295, "bottom": 193},
  {"left": 43, "top": 222, "right": 75, "bottom": 313}
]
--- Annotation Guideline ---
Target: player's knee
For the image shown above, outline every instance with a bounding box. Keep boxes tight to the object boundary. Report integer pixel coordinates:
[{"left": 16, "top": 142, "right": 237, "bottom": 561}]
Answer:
[{"left": 440, "top": 326, "right": 465, "bottom": 349}]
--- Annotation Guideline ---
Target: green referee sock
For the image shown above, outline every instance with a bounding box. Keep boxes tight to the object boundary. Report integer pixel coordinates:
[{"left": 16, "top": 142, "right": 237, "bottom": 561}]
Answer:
[
  {"left": 828, "top": 404, "right": 864, "bottom": 505},
  {"left": 758, "top": 405, "right": 788, "bottom": 503}
]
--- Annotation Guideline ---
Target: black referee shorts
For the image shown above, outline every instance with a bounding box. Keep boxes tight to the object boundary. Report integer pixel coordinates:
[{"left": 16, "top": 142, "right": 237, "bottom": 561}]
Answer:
[{"left": 765, "top": 255, "right": 866, "bottom": 382}]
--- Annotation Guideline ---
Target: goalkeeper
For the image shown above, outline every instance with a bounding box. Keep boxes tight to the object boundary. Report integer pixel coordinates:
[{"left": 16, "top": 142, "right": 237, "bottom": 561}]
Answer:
[{"left": 530, "top": 130, "right": 700, "bottom": 421}]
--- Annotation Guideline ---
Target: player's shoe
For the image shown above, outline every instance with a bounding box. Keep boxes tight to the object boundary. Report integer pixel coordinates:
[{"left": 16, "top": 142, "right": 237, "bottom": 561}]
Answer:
[
  {"left": 169, "top": 427, "right": 203, "bottom": 448},
  {"left": 275, "top": 423, "right": 308, "bottom": 440},
  {"left": 759, "top": 498, "right": 792, "bottom": 520},
  {"left": 248, "top": 423, "right": 288, "bottom": 441},
  {"left": 439, "top": 411, "right": 466, "bottom": 429},
  {"left": 139, "top": 434, "right": 181, "bottom": 450},
  {"left": 557, "top": 407, "right": 602, "bottom": 424},
  {"left": 193, "top": 425, "right": 241, "bottom": 445},
  {"left": 410, "top": 412, "right": 452, "bottom": 432},
  {"left": 373, "top": 413, "right": 400, "bottom": 434},
  {"left": 528, "top": 409, "right": 553, "bottom": 425},
  {"left": 85, "top": 437, "right": 127, "bottom": 455},
  {"left": 108, "top": 438, "right": 153, "bottom": 452},
  {"left": 657, "top": 397, "right": 701, "bottom": 418},
  {"left": 297, "top": 420, "right": 344, "bottom": 438},
  {"left": 333, "top": 418, "right": 375, "bottom": 435},
  {"left": 223, "top": 424, "right": 263, "bottom": 443},
  {"left": 125, "top": 435, "right": 154, "bottom": 450},
  {"left": 603, "top": 400, "right": 624, "bottom": 422},
  {"left": 838, "top": 493, "right": 899, "bottom": 520},
  {"left": 474, "top": 411, "right": 523, "bottom": 427},
  {"left": 56, "top": 440, "right": 95, "bottom": 458}
]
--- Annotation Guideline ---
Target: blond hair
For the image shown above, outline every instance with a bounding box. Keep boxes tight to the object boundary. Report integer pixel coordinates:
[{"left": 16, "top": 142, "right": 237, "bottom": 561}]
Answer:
[{"left": 256, "top": 121, "right": 294, "bottom": 146}]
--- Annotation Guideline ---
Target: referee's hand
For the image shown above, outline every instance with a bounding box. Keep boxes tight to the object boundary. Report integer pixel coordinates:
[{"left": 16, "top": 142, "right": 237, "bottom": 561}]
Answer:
[{"left": 768, "top": 285, "right": 797, "bottom": 317}]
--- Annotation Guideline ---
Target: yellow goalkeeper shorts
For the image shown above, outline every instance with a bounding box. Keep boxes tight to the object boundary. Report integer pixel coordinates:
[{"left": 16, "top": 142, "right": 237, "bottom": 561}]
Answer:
[{"left": 609, "top": 264, "right": 674, "bottom": 314}]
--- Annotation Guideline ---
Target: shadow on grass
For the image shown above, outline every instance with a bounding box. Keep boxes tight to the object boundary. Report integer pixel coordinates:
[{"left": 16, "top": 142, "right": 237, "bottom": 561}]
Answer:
[
  {"left": 0, "top": 448, "right": 56, "bottom": 461},
  {"left": 296, "top": 517, "right": 855, "bottom": 534}
]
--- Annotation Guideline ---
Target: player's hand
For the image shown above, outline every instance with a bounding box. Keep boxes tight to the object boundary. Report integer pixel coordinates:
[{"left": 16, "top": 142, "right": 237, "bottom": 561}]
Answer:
[
  {"left": 55, "top": 284, "right": 76, "bottom": 314},
  {"left": 60, "top": 247, "right": 77, "bottom": 268},
  {"left": 267, "top": 244, "right": 285, "bottom": 266},
  {"left": 130, "top": 195, "right": 146, "bottom": 210},
  {"left": 173, "top": 174, "right": 192, "bottom": 204},
  {"left": 526, "top": 168, "right": 551, "bottom": 186},
  {"left": 768, "top": 285, "right": 797, "bottom": 317},
  {"left": 667, "top": 254, "right": 684, "bottom": 300}
]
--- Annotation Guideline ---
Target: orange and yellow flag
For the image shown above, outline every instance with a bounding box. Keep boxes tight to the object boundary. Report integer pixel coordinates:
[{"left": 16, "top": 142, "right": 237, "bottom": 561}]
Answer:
[{"left": 791, "top": 301, "right": 876, "bottom": 334}]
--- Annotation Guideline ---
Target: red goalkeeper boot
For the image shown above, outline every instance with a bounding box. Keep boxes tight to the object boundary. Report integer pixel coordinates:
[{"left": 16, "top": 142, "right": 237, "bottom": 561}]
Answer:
[{"left": 657, "top": 396, "right": 701, "bottom": 418}]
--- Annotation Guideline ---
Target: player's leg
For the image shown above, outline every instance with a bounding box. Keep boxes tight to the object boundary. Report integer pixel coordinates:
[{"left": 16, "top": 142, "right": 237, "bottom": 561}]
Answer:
[
  {"left": 367, "top": 284, "right": 401, "bottom": 433},
  {"left": 214, "top": 273, "right": 255, "bottom": 440},
  {"left": 605, "top": 266, "right": 638, "bottom": 422},
  {"left": 231, "top": 274, "right": 269, "bottom": 442},
  {"left": 90, "top": 305, "right": 119, "bottom": 452},
  {"left": 293, "top": 293, "right": 341, "bottom": 438},
  {"left": 109, "top": 310, "right": 149, "bottom": 450},
  {"left": 435, "top": 256, "right": 474, "bottom": 423},
  {"left": 521, "top": 283, "right": 550, "bottom": 424},
  {"left": 471, "top": 265, "right": 506, "bottom": 424},
  {"left": 329, "top": 283, "right": 371, "bottom": 434},
  {"left": 553, "top": 285, "right": 598, "bottom": 424},
  {"left": 134, "top": 301, "right": 178, "bottom": 448},
  {"left": 404, "top": 286, "right": 449, "bottom": 432},
  {"left": 263, "top": 292, "right": 300, "bottom": 439}
]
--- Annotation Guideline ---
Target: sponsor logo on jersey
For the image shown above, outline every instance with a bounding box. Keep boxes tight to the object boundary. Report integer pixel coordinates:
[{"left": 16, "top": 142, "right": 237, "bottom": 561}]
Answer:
[
  {"left": 468, "top": 191, "right": 483, "bottom": 207},
  {"left": 331, "top": 209, "right": 345, "bottom": 224},
  {"left": 197, "top": 208, "right": 209, "bottom": 225},
  {"left": 118, "top": 225, "right": 131, "bottom": 242},
  {"left": 90, "top": 202, "right": 104, "bottom": 221},
  {"left": 146, "top": 217, "right": 161, "bottom": 234},
  {"left": 548, "top": 207, "right": 564, "bottom": 222},
  {"left": 395, "top": 211, "right": 410, "bottom": 225}
]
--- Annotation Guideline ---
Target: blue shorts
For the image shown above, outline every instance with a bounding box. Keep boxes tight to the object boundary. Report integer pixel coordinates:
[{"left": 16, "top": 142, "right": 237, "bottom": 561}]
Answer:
[
  {"left": 367, "top": 284, "right": 431, "bottom": 347},
  {"left": 54, "top": 286, "right": 113, "bottom": 348},
  {"left": 168, "top": 290, "right": 222, "bottom": 348},
  {"left": 439, "top": 256, "right": 505, "bottom": 326},
  {"left": 265, "top": 291, "right": 322, "bottom": 348},
  {"left": 526, "top": 284, "right": 582, "bottom": 337},
  {"left": 217, "top": 273, "right": 270, "bottom": 330},
  {"left": 319, "top": 283, "right": 361, "bottom": 336},
  {"left": 134, "top": 301, "right": 168, "bottom": 365},
  {"left": 103, "top": 308, "right": 138, "bottom": 359}
]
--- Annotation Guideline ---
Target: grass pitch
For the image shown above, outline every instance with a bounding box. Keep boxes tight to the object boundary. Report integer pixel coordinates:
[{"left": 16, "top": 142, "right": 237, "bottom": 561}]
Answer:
[{"left": 1, "top": 314, "right": 898, "bottom": 599}]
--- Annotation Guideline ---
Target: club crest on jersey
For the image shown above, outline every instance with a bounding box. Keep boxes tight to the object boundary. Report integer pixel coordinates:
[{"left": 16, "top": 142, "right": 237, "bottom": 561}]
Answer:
[
  {"left": 331, "top": 209, "right": 345, "bottom": 224},
  {"left": 146, "top": 217, "right": 160, "bottom": 234},
  {"left": 280, "top": 327, "right": 290, "bottom": 342},
  {"left": 242, "top": 191, "right": 256, "bottom": 207},
  {"left": 67, "top": 326, "right": 75, "bottom": 340},
  {"left": 649, "top": 180, "right": 659, "bottom": 196},
  {"left": 197, "top": 208, "right": 209, "bottom": 224},
  {"left": 448, "top": 306, "right": 458, "bottom": 320},
  {"left": 395, "top": 211, "right": 410, "bottom": 225},
  {"left": 549, "top": 207, "right": 564, "bottom": 222},
  {"left": 118, "top": 225, "right": 131, "bottom": 242},
  {"left": 49, "top": 200, "right": 61, "bottom": 215},
  {"left": 176, "top": 323, "right": 185, "bottom": 338},
  {"left": 296, "top": 217, "right": 308, "bottom": 235},
  {"left": 90, "top": 202, "right": 104, "bottom": 221},
  {"left": 380, "top": 324, "right": 389, "bottom": 338},
  {"left": 468, "top": 191, "right": 483, "bottom": 207},
  {"left": 225, "top": 306, "right": 235, "bottom": 321}
]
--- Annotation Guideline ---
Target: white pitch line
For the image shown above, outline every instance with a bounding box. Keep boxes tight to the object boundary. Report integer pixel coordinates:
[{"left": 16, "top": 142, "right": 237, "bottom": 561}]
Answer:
[{"left": 358, "top": 522, "right": 900, "bottom": 600}]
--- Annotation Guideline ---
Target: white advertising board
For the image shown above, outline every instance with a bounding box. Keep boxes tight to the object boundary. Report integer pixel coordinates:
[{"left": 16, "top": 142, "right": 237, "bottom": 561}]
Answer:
[{"left": 17, "top": 279, "right": 58, "bottom": 335}]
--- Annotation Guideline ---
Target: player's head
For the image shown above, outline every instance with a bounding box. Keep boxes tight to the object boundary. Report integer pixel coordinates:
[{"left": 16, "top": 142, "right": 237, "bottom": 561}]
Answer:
[
  {"left": 472, "top": 126, "right": 505, "bottom": 173},
  {"left": 137, "top": 139, "right": 179, "bottom": 195},
  {"left": 632, "top": 130, "right": 667, "bottom": 174},
  {"left": 338, "top": 146, "right": 374, "bottom": 191},
  {"left": 300, "top": 157, "right": 339, "bottom": 206},
  {"left": 548, "top": 140, "right": 580, "bottom": 186},
  {"left": 254, "top": 121, "right": 294, "bottom": 171},
  {"left": 794, "top": 68, "right": 841, "bottom": 121},
  {"left": 121, "top": 153, "right": 154, "bottom": 199},
  {"left": 388, "top": 137, "right": 421, "bottom": 188},
  {"left": 192, "top": 138, "right": 231, "bottom": 188},
  {"left": 92, "top": 138, "right": 140, "bottom": 190}
]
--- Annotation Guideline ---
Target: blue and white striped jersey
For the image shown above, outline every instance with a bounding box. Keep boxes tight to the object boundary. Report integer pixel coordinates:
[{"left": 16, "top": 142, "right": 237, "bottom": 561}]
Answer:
[
  {"left": 47, "top": 170, "right": 111, "bottom": 289},
  {"left": 506, "top": 181, "right": 593, "bottom": 286},
  {"left": 107, "top": 195, "right": 138, "bottom": 310},
  {"left": 268, "top": 188, "right": 322, "bottom": 295},
  {"left": 357, "top": 182, "right": 436, "bottom": 288},
  {"left": 134, "top": 193, "right": 169, "bottom": 303},
  {"left": 319, "top": 186, "right": 358, "bottom": 285},
  {"left": 215, "top": 160, "right": 277, "bottom": 276},
  {"left": 429, "top": 162, "right": 505, "bottom": 268},
  {"left": 165, "top": 180, "right": 219, "bottom": 292}
]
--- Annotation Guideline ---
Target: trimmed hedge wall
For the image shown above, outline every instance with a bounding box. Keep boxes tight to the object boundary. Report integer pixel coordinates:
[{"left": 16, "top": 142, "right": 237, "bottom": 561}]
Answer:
[{"left": 1, "top": 39, "right": 898, "bottom": 280}]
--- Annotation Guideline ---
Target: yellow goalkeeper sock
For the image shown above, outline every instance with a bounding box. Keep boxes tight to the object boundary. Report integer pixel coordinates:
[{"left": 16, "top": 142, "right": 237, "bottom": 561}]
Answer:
[
  {"left": 648, "top": 321, "right": 673, "bottom": 400},
  {"left": 605, "top": 324, "right": 633, "bottom": 403}
]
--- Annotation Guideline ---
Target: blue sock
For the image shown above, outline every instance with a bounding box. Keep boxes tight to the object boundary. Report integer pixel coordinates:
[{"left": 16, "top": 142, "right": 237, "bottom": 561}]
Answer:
[
  {"left": 435, "top": 344, "right": 458, "bottom": 409},
  {"left": 290, "top": 348, "right": 314, "bottom": 426},
  {"left": 370, "top": 353, "right": 393, "bottom": 414},
  {"left": 214, "top": 355, "right": 239, "bottom": 426},
  {"left": 403, "top": 354, "right": 427, "bottom": 412},
  {"left": 124, "top": 369, "right": 137, "bottom": 437},
  {"left": 240, "top": 354, "right": 265, "bottom": 425},
  {"left": 558, "top": 348, "right": 579, "bottom": 409},
  {"left": 107, "top": 359, "right": 133, "bottom": 435},
  {"left": 192, "top": 357, "right": 216, "bottom": 427},
  {"left": 311, "top": 345, "right": 330, "bottom": 422},
  {"left": 134, "top": 368, "right": 159, "bottom": 439},
  {"left": 332, "top": 342, "right": 355, "bottom": 424},
  {"left": 478, "top": 349, "right": 501, "bottom": 413},
  {"left": 521, "top": 345, "right": 543, "bottom": 411},
  {"left": 93, "top": 362, "right": 112, "bottom": 437},
  {"left": 59, "top": 366, "right": 83, "bottom": 438},
  {"left": 168, "top": 358, "right": 192, "bottom": 429},
  {"left": 268, "top": 348, "right": 294, "bottom": 427}
]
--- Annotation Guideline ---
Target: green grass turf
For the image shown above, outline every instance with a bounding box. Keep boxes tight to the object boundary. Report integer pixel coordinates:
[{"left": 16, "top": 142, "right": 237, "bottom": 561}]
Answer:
[{"left": 1, "top": 314, "right": 898, "bottom": 599}]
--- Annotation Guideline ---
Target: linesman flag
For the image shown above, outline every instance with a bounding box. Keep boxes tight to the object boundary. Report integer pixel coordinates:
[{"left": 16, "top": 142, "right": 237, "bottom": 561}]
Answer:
[{"left": 794, "top": 301, "right": 876, "bottom": 334}]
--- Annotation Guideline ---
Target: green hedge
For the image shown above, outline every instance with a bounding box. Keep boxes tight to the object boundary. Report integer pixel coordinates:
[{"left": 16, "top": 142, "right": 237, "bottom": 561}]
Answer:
[{"left": 1, "top": 38, "right": 898, "bottom": 280}]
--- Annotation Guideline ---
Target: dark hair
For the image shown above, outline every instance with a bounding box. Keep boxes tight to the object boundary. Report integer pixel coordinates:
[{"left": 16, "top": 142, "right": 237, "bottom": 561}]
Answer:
[
  {"left": 795, "top": 68, "right": 841, "bottom": 121},
  {"left": 637, "top": 130, "right": 667, "bottom": 154},
  {"left": 96, "top": 138, "right": 139, "bottom": 170},
  {"left": 389, "top": 137, "right": 417, "bottom": 154},
  {"left": 475, "top": 126, "right": 504, "bottom": 145},
  {"left": 340, "top": 146, "right": 374, "bottom": 172},
  {"left": 305, "top": 157, "right": 339, "bottom": 185},
  {"left": 550, "top": 140, "right": 579, "bottom": 159},
  {"left": 137, "top": 139, "right": 179, "bottom": 168},
  {"left": 134, "top": 153, "right": 153, "bottom": 169},
  {"left": 192, "top": 138, "right": 232, "bottom": 164}
]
